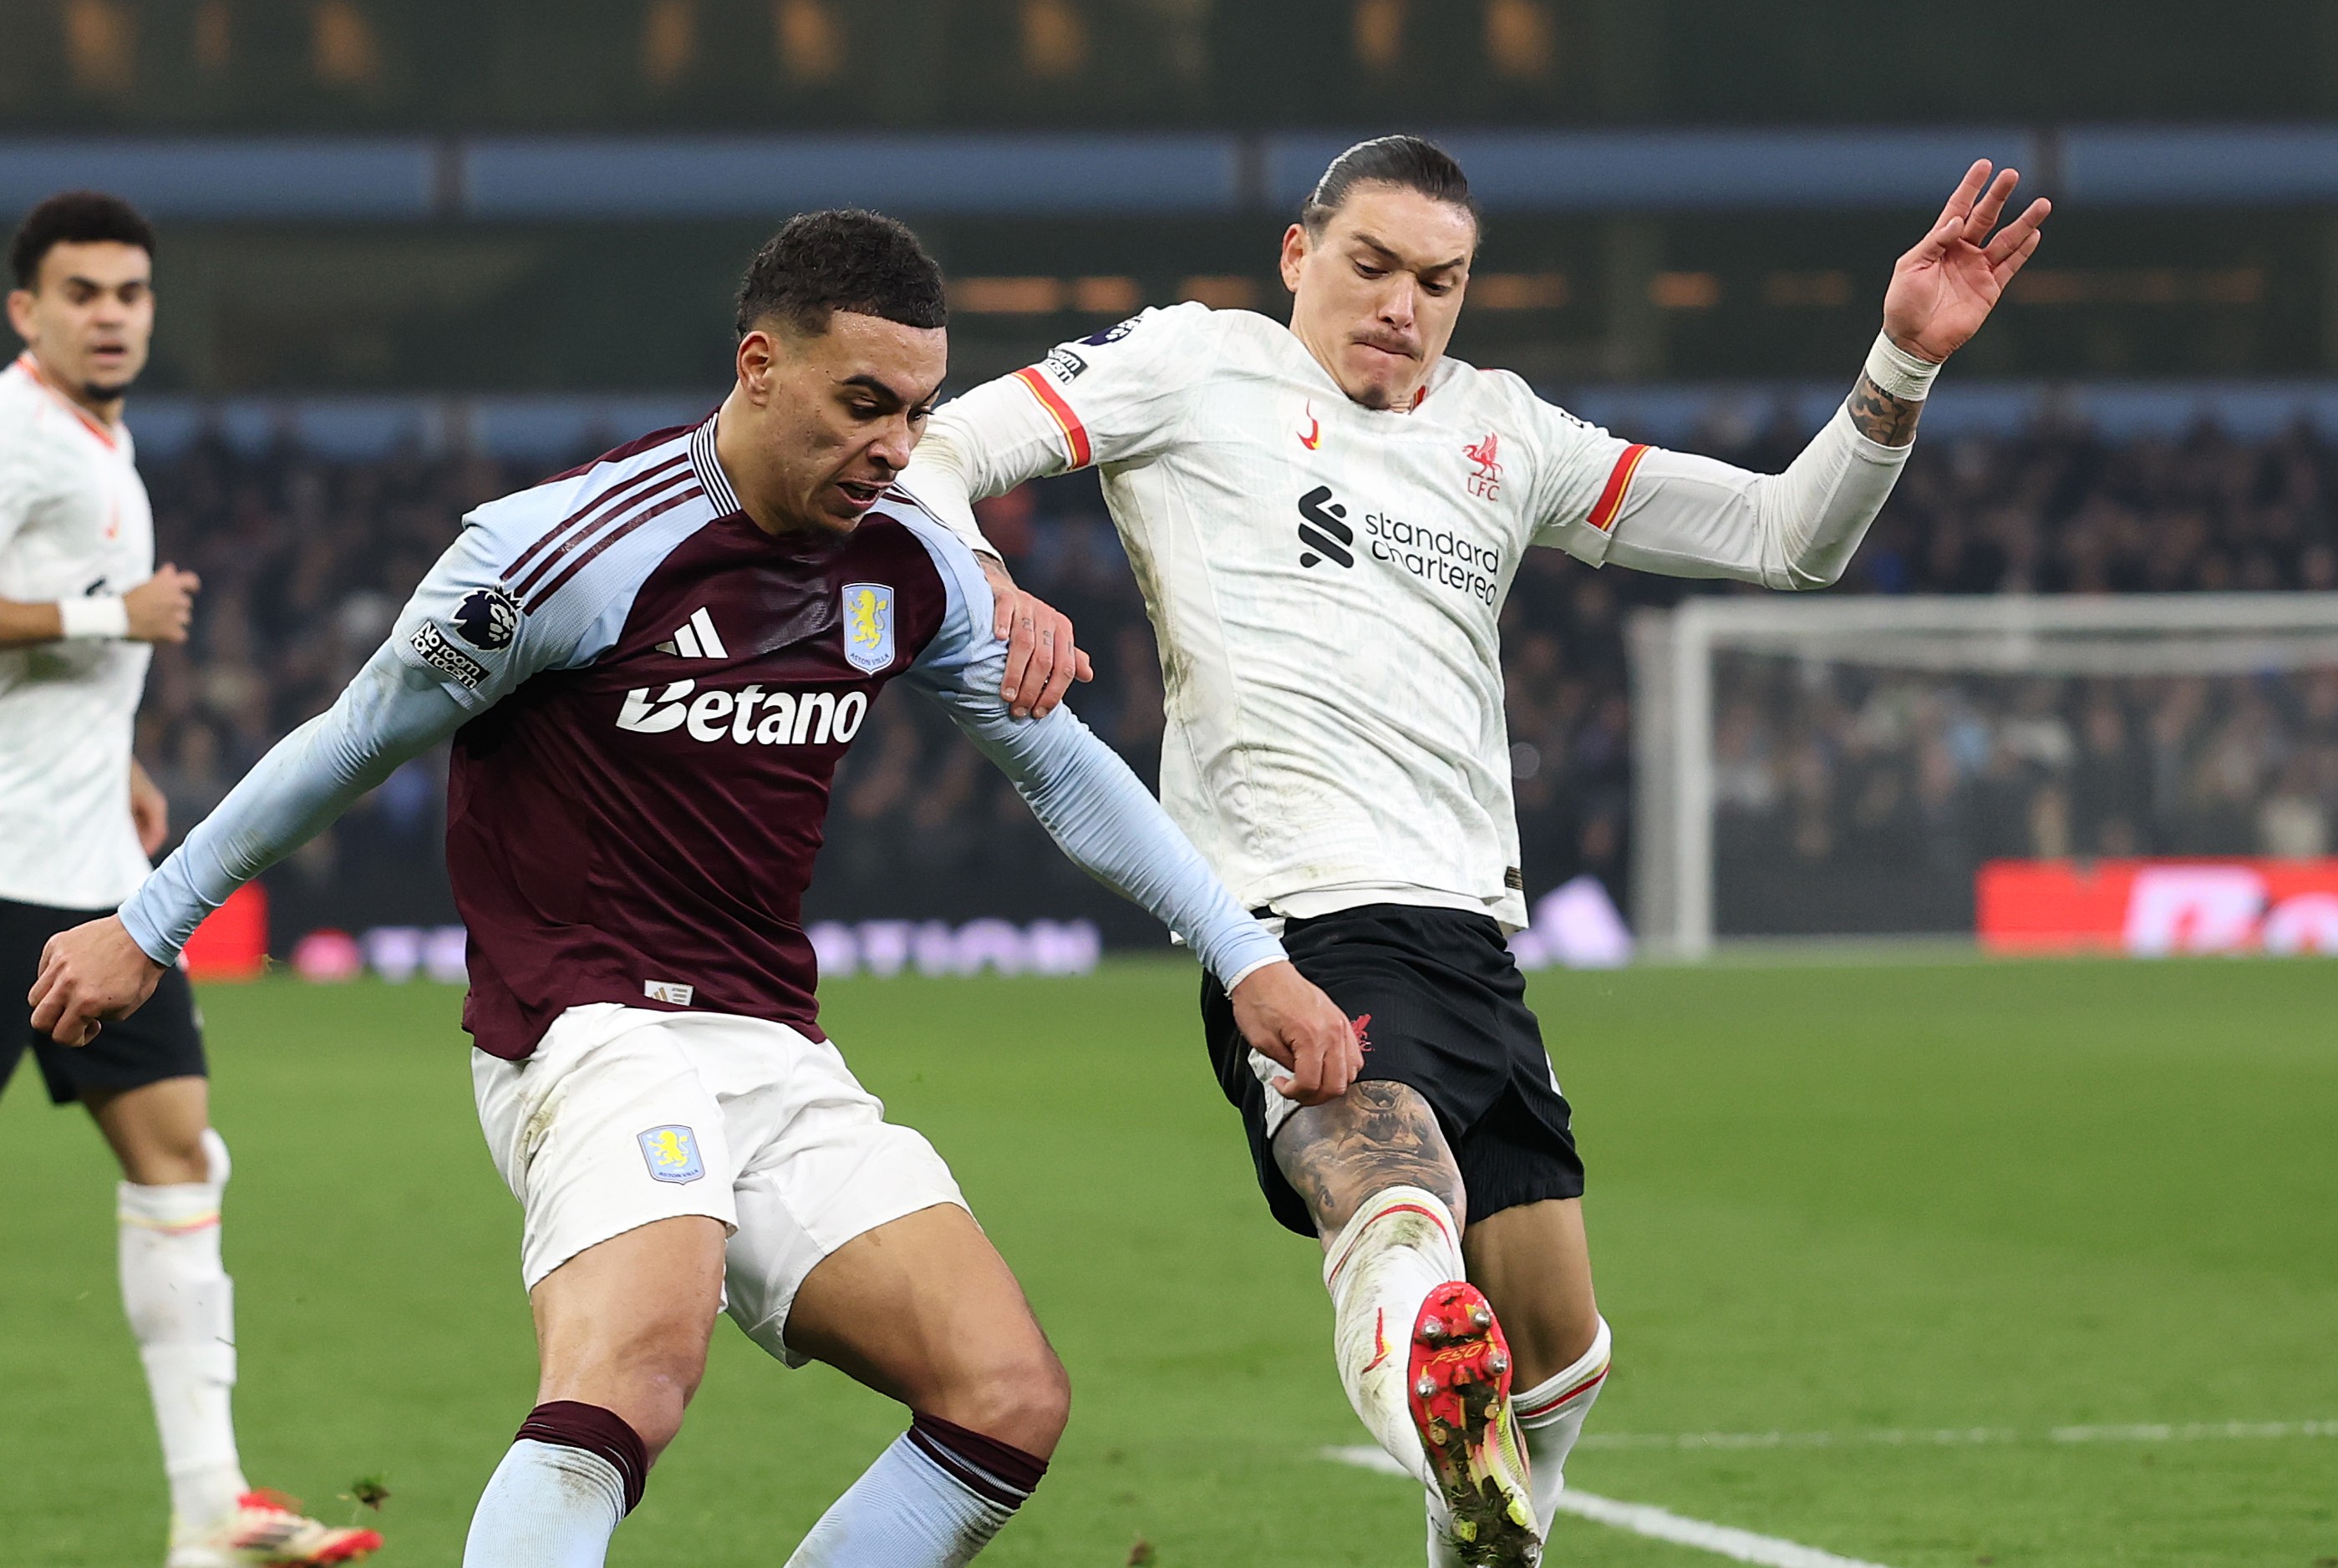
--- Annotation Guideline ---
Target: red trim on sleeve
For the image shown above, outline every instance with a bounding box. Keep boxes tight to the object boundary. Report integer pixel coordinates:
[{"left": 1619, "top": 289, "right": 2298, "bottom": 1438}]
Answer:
[
  {"left": 1586, "top": 443, "right": 1650, "bottom": 532},
  {"left": 1012, "top": 366, "right": 1093, "bottom": 469}
]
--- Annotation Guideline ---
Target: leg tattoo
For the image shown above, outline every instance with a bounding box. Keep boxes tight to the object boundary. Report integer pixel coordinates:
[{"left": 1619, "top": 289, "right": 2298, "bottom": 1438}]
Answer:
[{"left": 1274, "top": 1081, "right": 1465, "bottom": 1241}]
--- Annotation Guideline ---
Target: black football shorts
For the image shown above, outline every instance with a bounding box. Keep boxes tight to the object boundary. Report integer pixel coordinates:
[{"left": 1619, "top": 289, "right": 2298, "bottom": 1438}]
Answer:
[
  {"left": 1200, "top": 902, "right": 1586, "bottom": 1238},
  {"left": 0, "top": 897, "right": 206, "bottom": 1106}
]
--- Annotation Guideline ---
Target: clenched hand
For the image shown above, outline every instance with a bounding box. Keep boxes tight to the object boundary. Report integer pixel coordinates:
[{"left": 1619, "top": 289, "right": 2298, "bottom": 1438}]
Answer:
[
  {"left": 28, "top": 915, "right": 166, "bottom": 1048},
  {"left": 1230, "top": 960, "right": 1365, "bottom": 1105},
  {"left": 125, "top": 563, "right": 201, "bottom": 644}
]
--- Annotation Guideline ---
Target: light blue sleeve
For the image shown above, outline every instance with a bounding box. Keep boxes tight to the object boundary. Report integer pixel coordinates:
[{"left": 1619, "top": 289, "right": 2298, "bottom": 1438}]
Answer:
[
  {"left": 386, "top": 498, "right": 613, "bottom": 709},
  {"left": 896, "top": 516, "right": 1287, "bottom": 990},
  {"left": 119, "top": 642, "right": 472, "bottom": 965},
  {"left": 119, "top": 478, "right": 691, "bottom": 963}
]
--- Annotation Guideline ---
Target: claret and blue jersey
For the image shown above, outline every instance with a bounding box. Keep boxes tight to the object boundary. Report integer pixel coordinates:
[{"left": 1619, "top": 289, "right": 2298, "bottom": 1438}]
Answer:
[
  {"left": 121, "top": 411, "right": 1285, "bottom": 1063},
  {"left": 409, "top": 417, "right": 963, "bottom": 1058}
]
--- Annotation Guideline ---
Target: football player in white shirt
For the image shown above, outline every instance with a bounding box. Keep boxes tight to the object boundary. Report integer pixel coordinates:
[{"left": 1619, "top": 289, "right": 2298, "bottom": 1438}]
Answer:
[
  {"left": 902, "top": 137, "right": 2048, "bottom": 1564},
  {"left": 3, "top": 192, "right": 381, "bottom": 1567}
]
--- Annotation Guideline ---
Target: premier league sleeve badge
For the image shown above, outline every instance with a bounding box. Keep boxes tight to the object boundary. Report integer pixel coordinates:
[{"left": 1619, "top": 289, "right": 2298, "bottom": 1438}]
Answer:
[{"left": 453, "top": 585, "right": 521, "bottom": 650}]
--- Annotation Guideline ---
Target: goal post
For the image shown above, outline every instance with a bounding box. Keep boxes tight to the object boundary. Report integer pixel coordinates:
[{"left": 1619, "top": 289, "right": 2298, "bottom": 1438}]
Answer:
[{"left": 1628, "top": 592, "right": 2338, "bottom": 957}]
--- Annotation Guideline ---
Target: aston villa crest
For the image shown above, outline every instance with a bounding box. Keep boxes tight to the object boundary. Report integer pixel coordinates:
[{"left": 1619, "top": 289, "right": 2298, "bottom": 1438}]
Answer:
[{"left": 841, "top": 582, "right": 895, "bottom": 672}]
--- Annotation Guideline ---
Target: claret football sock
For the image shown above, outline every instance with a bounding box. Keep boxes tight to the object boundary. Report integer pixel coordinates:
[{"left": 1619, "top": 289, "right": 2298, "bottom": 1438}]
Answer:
[
  {"left": 1513, "top": 1314, "right": 1612, "bottom": 1531},
  {"left": 121, "top": 1129, "right": 249, "bottom": 1535},
  {"left": 1322, "top": 1185, "right": 1468, "bottom": 1488},
  {"left": 463, "top": 1402, "right": 647, "bottom": 1567},
  {"left": 785, "top": 1411, "right": 1049, "bottom": 1566}
]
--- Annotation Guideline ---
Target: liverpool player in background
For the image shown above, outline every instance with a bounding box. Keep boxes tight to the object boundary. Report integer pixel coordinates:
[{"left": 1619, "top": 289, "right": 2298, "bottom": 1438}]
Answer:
[
  {"left": 903, "top": 139, "right": 2048, "bottom": 1564},
  {"left": 34, "top": 209, "right": 1360, "bottom": 1567},
  {"left": 2, "top": 191, "right": 382, "bottom": 1568}
]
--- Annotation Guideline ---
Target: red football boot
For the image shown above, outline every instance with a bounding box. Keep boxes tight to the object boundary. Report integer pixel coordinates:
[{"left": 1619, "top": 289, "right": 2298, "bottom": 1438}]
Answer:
[{"left": 1409, "top": 1281, "right": 1541, "bottom": 1566}]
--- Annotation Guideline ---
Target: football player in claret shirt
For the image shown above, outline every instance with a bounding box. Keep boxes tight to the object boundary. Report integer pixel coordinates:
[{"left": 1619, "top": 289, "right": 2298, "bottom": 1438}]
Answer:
[
  {"left": 3, "top": 190, "right": 379, "bottom": 1567},
  {"left": 34, "top": 209, "right": 1361, "bottom": 1568},
  {"left": 904, "top": 137, "right": 2049, "bottom": 1562}
]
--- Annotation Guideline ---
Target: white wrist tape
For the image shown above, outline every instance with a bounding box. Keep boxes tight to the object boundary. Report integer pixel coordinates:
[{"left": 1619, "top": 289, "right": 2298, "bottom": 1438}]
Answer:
[
  {"left": 58, "top": 595, "right": 130, "bottom": 640},
  {"left": 1864, "top": 331, "right": 1942, "bottom": 402}
]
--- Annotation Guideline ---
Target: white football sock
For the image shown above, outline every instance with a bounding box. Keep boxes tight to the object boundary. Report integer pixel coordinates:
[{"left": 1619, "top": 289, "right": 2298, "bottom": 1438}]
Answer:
[
  {"left": 464, "top": 1440, "right": 626, "bottom": 1567},
  {"left": 785, "top": 1420, "right": 1041, "bottom": 1566},
  {"left": 1323, "top": 1185, "right": 1466, "bottom": 1489},
  {"left": 120, "top": 1129, "right": 247, "bottom": 1533},
  {"left": 1514, "top": 1315, "right": 1612, "bottom": 1532}
]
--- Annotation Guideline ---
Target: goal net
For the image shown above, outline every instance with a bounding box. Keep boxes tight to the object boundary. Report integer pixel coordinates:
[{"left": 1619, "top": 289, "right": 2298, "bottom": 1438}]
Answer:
[{"left": 1627, "top": 593, "right": 2338, "bottom": 957}]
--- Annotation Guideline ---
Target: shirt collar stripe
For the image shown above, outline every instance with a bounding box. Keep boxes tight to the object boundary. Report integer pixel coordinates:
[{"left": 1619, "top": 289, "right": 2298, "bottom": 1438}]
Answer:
[{"left": 689, "top": 415, "right": 741, "bottom": 517}]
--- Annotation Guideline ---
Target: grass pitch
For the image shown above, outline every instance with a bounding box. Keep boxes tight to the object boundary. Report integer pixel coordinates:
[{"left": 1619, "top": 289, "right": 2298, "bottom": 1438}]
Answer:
[{"left": 3, "top": 957, "right": 2334, "bottom": 1566}]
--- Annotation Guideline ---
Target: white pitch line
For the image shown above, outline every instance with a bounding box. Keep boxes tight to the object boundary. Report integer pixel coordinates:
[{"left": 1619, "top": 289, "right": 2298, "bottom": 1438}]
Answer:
[
  {"left": 1574, "top": 1418, "right": 2338, "bottom": 1453},
  {"left": 1327, "top": 1420, "right": 2338, "bottom": 1566},
  {"left": 1324, "top": 1447, "right": 1894, "bottom": 1568},
  {"left": 1553, "top": 1492, "right": 1896, "bottom": 1568}
]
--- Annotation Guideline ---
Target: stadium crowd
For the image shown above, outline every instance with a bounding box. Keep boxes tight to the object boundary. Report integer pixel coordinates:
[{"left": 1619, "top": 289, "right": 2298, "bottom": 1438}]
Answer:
[{"left": 131, "top": 405, "right": 2338, "bottom": 942}]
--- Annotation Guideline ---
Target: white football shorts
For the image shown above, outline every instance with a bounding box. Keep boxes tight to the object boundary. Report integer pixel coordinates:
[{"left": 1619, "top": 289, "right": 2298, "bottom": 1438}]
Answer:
[{"left": 472, "top": 1002, "right": 967, "bottom": 1366}]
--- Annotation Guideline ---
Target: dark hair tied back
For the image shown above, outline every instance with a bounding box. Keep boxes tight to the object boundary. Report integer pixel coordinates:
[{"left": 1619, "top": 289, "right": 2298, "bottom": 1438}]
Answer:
[{"left": 1301, "top": 136, "right": 1478, "bottom": 235}]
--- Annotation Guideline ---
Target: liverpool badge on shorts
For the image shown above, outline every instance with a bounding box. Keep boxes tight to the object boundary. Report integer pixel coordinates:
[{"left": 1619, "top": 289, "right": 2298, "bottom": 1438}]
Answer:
[
  {"left": 841, "top": 582, "right": 895, "bottom": 673},
  {"left": 638, "top": 1125, "right": 705, "bottom": 1185}
]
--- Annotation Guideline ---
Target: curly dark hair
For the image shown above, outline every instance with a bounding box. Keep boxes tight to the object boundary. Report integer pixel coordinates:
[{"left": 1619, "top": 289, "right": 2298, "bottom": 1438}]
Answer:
[
  {"left": 1300, "top": 135, "right": 1477, "bottom": 237},
  {"left": 734, "top": 209, "right": 947, "bottom": 337},
  {"left": 9, "top": 190, "right": 155, "bottom": 289}
]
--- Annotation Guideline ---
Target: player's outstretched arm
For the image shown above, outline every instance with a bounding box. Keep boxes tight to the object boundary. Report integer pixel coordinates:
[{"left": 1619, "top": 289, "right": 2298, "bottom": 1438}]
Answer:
[
  {"left": 1589, "top": 161, "right": 2048, "bottom": 591},
  {"left": 29, "top": 644, "right": 470, "bottom": 1046},
  {"left": 901, "top": 526, "right": 1360, "bottom": 1100},
  {"left": 939, "top": 691, "right": 1361, "bottom": 1103}
]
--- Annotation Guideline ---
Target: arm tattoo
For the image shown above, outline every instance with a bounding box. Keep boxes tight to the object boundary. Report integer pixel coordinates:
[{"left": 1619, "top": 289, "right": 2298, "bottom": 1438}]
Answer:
[
  {"left": 1847, "top": 371, "right": 1923, "bottom": 448},
  {"left": 1273, "top": 1081, "right": 1466, "bottom": 1243}
]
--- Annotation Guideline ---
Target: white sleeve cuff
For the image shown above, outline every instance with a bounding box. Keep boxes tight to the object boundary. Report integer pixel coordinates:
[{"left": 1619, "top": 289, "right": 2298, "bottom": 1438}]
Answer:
[{"left": 58, "top": 595, "right": 130, "bottom": 640}]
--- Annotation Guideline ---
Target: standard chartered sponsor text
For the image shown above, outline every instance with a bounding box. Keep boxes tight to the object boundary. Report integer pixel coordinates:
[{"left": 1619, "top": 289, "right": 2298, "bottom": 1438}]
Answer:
[{"left": 1364, "top": 511, "right": 1502, "bottom": 604}]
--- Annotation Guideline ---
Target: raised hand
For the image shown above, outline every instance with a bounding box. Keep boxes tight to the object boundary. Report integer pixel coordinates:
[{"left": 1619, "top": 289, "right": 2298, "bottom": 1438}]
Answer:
[{"left": 1883, "top": 160, "right": 2051, "bottom": 364}]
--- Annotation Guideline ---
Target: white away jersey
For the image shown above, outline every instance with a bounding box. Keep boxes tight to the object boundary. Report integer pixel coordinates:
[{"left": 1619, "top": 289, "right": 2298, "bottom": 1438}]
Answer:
[
  {"left": 0, "top": 353, "right": 156, "bottom": 908},
  {"left": 906, "top": 303, "right": 1647, "bottom": 928}
]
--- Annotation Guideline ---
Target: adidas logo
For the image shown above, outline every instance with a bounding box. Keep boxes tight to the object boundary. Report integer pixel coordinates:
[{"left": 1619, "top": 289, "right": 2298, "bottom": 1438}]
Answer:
[{"left": 656, "top": 606, "right": 729, "bottom": 659}]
